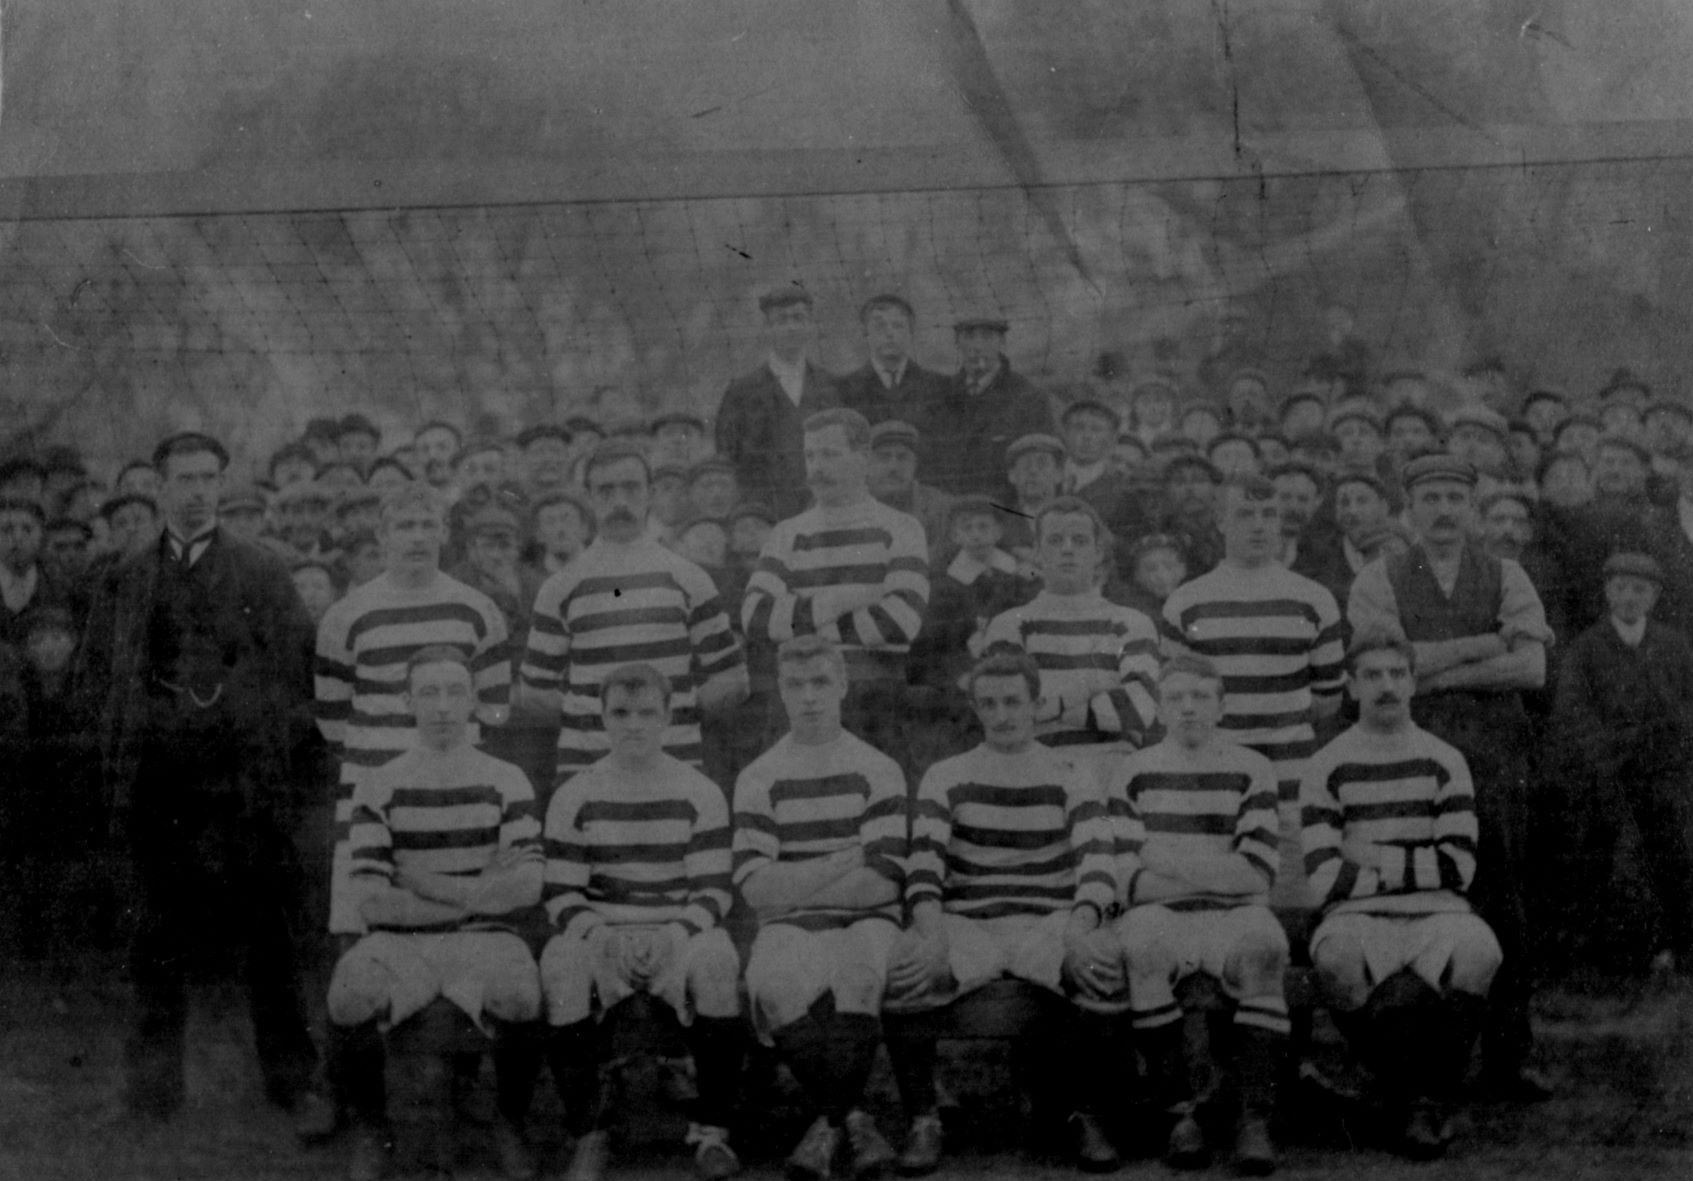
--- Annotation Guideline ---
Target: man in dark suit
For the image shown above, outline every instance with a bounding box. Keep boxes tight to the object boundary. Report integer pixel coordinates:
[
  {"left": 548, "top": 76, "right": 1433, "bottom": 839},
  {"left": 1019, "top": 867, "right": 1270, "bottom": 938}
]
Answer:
[
  {"left": 915, "top": 315, "right": 1054, "bottom": 500},
  {"left": 76, "top": 431, "right": 325, "bottom": 1129},
  {"left": 714, "top": 286, "right": 840, "bottom": 519},
  {"left": 1058, "top": 396, "right": 1152, "bottom": 578},
  {"left": 836, "top": 293, "right": 948, "bottom": 428}
]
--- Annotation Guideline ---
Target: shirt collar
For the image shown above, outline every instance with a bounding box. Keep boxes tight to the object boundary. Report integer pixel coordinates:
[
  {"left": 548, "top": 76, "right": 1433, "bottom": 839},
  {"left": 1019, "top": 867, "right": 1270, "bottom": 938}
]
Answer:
[
  {"left": 874, "top": 358, "right": 907, "bottom": 389},
  {"left": 164, "top": 523, "right": 217, "bottom": 565},
  {"left": 1065, "top": 458, "right": 1107, "bottom": 491}
]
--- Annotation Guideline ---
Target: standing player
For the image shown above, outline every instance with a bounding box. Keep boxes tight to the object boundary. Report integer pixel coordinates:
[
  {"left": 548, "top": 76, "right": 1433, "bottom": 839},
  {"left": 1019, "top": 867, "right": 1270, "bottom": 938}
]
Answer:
[
  {"left": 734, "top": 636, "right": 907, "bottom": 1180},
  {"left": 975, "top": 496, "right": 1160, "bottom": 768},
  {"left": 538, "top": 663, "right": 745, "bottom": 1181},
  {"left": 1161, "top": 474, "right": 1345, "bottom": 923},
  {"left": 1105, "top": 655, "right": 1285, "bottom": 1174},
  {"left": 743, "top": 408, "right": 929, "bottom": 761},
  {"left": 884, "top": 648, "right": 1123, "bottom": 1175},
  {"left": 520, "top": 440, "right": 747, "bottom": 785},
  {"left": 1301, "top": 628, "right": 1501, "bottom": 1158},
  {"left": 328, "top": 646, "right": 543, "bottom": 1180}
]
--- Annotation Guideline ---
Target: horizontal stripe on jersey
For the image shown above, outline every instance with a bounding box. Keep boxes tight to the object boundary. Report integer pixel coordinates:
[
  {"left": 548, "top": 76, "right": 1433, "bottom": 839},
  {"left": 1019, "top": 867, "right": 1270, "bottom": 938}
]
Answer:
[
  {"left": 1300, "top": 725, "right": 1478, "bottom": 917},
  {"left": 733, "top": 731, "right": 908, "bottom": 931},
  {"left": 521, "top": 537, "right": 742, "bottom": 785},
  {"left": 907, "top": 743, "right": 1114, "bottom": 920},
  {"left": 543, "top": 753, "right": 732, "bottom": 938}
]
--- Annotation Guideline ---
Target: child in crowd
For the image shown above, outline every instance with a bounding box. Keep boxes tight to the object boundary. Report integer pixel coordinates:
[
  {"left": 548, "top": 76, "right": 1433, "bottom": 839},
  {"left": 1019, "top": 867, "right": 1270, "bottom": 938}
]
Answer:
[
  {"left": 1123, "top": 533, "right": 1188, "bottom": 618},
  {"left": 291, "top": 557, "right": 342, "bottom": 625}
]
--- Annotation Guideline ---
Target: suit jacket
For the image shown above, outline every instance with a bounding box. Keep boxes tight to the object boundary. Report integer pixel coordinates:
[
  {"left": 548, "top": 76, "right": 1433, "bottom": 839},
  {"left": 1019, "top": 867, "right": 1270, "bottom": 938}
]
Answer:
[
  {"left": 836, "top": 360, "right": 950, "bottom": 429},
  {"left": 714, "top": 360, "right": 839, "bottom": 520},
  {"left": 74, "top": 528, "right": 315, "bottom": 819},
  {"left": 915, "top": 358, "right": 1054, "bottom": 500}
]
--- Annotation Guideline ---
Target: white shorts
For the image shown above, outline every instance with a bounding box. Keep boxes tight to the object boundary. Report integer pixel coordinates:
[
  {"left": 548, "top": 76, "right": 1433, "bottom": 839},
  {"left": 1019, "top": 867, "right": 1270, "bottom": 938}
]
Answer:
[
  {"left": 1310, "top": 910, "right": 1502, "bottom": 995},
  {"left": 885, "top": 911, "right": 1072, "bottom": 1012},
  {"left": 745, "top": 918, "right": 900, "bottom": 1041},
  {"left": 1112, "top": 904, "right": 1288, "bottom": 1026},
  {"left": 539, "top": 924, "right": 740, "bottom": 1027},
  {"left": 327, "top": 930, "right": 541, "bottom": 1034}
]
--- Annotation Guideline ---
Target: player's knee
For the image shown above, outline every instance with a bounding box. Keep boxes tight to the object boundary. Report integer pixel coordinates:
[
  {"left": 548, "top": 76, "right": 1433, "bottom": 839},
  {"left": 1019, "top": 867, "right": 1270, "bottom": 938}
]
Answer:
[
  {"left": 834, "top": 960, "right": 885, "bottom": 1013},
  {"left": 1224, "top": 930, "right": 1288, "bottom": 997},
  {"left": 1117, "top": 913, "right": 1175, "bottom": 977},
  {"left": 1312, "top": 933, "right": 1369, "bottom": 1009},
  {"left": 327, "top": 954, "right": 387, "bottom": 1027},
  {"left": 1445, "top": 921, "right": 1504, "bottom": 996},
  {"left": 689, "top": 943, "right": 742, "bottom": 1017},
  {"left": 484, "top": 965, "right": 543, "bottom": 1025}
]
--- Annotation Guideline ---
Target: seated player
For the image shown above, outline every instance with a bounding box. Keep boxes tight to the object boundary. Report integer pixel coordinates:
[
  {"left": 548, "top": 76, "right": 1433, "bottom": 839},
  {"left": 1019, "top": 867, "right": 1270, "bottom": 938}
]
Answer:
[
  {"left": 734, "top": 636, "right": 908, "bottom": 1179},
  {"left": 539, "top": 663, "right": 744, "bottom": 1181},
  {"left": 1105, "top": 654, "right": 1286, "bottom": 1174},
  {"left": 884, "top": 647, "right": 1123, "bottom": 1175},
  {"left": 1300, "top": 628, "right": 1502, "bottom": 1159},
  {"left": 975, "top": 497, "right": 1161, "bottom": 770},
  {"left": 327, "top": 645, "right": 545, "bottom": 1181}
]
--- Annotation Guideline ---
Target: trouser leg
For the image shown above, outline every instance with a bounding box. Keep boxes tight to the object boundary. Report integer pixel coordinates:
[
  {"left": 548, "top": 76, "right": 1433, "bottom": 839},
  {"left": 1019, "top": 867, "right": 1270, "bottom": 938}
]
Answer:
[{"left": 238, "top": 818, "right": 319, "bottom": 1105}]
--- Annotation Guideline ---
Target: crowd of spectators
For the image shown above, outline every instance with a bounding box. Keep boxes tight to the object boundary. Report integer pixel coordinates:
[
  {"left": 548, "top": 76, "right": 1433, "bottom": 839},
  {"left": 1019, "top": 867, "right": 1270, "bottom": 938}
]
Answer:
[{"left": 1, "top": 285, "right": 1691, "bottom": 1178}]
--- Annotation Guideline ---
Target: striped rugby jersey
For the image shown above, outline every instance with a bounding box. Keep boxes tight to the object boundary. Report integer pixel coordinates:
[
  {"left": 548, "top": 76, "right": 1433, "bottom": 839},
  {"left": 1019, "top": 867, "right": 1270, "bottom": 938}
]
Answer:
[
  {"left": 732, "top": 730, "right": 908, "bottom": 931},
  {"left": 346, "top": 746, "right": 541, "bottom": 934},
  {"left": 976, "top": 589, "right": 1160, "bottom": 749},
  {"left": 521, "top": 536, "right": 743, "bottom": 784},
  {"left": 1107, "top": 738, "right": 1280, "bottom": 911},
  {"left": 906, "top": 742, "right": 1116, "bottom": 920},
  {"left": 742, "top": 498, "right": 929, "bottom": 682},
  {"left": 542, "top": 751, "right": 733, "bottom": 940},
  {"left": 1299, "top": 723, "right": 1478, "bottom": 917},
  {"left": 1160, "top": 561, "right": 1345, "bottom": 789},
  {"left": 316, "top": 572, "right": 512, "bottom": 934}
]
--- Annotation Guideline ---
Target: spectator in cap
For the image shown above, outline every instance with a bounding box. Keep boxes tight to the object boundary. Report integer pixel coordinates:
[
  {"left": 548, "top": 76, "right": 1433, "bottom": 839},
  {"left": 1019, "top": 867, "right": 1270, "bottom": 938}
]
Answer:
[
  {"left": 302, "top": 417, "right": 343, "bottom": 467},
  {"left": 1121, "top": 532, "right": 1187, "bottom": 620},
  {"left": 674, "top": 516, "right": 730, "bottom": 582},
  {"left": 336, "top": 414, "right": 382, "bottom": 473},
  {"left": 687, "top": 457, "right": 741, "bottom": 522},
  {"left": 726, "top": 502, "right": 775, "bottom": 567},
  {"left": 289, "top": 556, "right": 342, "bottom": 626},
  {"left": 116, "top": 459, "right": 164, "bottom": 500},
  {"left": 1347, "top": 451, "right": 1555, "bottom": 1099},
  {"left": 1593, "top": 435, "right": 1653, "bottom": 507},
  {"left": 1280, "top": 390, "right": 1329, "bottom": 442},
  {"left": 267, "top": 444, "right": 317, "bottom": 491},
  {"left": 1179, "top": 402, "right": 1224, "bottom": 450},
  {"left": 339, "top": 527, "right": 383, "bottom": 589},
  {"left": 1537, "top": 449, "right": 1592, "bottom": 511},
  {"left": 1001, "top": 433, "right": 1066, "bottom": 561},
  {"left": 1224, "top": 368, "right": 1275, "bottom": 436},
  {"left": 1597, "top": 367, "right": 1651, "bottom": 410},
  {"left": 0, "top": 497, "right": 64, "bottom": 649},
  {"left": 513, "top": 425, "right": 570, "bottom": 501},
  {"left": 1462, "top": 356, "right": 1517, "bottom": 416},
  {"left": 1551, "top": 412, "right": 1602, "bottom": 468},
  {"left": 714, "top": 284, "right": 840, "bottom": 519},
  {"left": 218, "top": 485, "right": 269, "bottom": 544},
  {"left": 527, "top": 488, "right": 594, "bottom": 578},
  {"left": 1551, "top": 551, "right": 1693, "bottom": 973},
  {"left": 271, "top": 480, "right": 337, "bottom": 560},
  {"left": 41, "top": 517, "right": 95, "bottom": 595},
  {"left": 1385, "top": 404, "right": 1443, "bottom": 469},
  {"left": 914, "top": 313, "right": 1053, "bottom": 500},
  {"left": 650, "top": 410, "right": 708, "bottom": 471},
  {"left": 838, "top": 293, "right": 948, "bottom": 428},
  {"left": 454, "top": 438, "right": 509, "bottom": 499},
  {"left": 365, "top": 455, "right": 412, "bottom": 498},
  {"left": 1274, "top": 460, "right": 1342, "bottom": 578},
  {"left": 0, "top": 457, "right": 46, "bottom": 505},
  {"left": 75, "top": 429, "right": 325, "bottom": 1127},
  {"left": 1642, "top": 400, "right": 1693, "bottom": 471},
  {"left": 1324, "top": 471, "right": 1394, "bottom": 593},
  {"left": 332, "top": 486, "right": 382, "bottom": 546},
  {"left": 649, "top": 462, "right": 692, "bottom": 545},
  {"left": 1061, "top": 397, "right": 1153, "bottom": 571},
  {"left": 1331, "top": 402, "right": 1387, "bottom": 474},
  {"left": 1479, "top": 489, "right": 1568, "bottom": 644},
  {"left": 1599, "top": 400, "right": 1644, "bottom": 446},
  {"left": 1505, "top": 420, "right": 1541, "bottom": 486},
  {"left": 451, "top": 502, "right": 539, "bottom": 649},
  {"left": 316, "top": 461, "right": 364, "bottom": 498},
  {"left": 1158, "top": 455, "right": 1225, "bottom": 575},
  {"left": 412, "top": 420, "right": 463, "bottom": 492},
  {"left": 1521, "top": 389, "right": 1570, "bottom": 447},
  {"left": 98, "top": 493, "right": 161, "bottom": 565},
  {"left": 1127, "top": 376, "right": 1179, "bottom": 448},
  {"left": 1380, "top": 368, "right": 1436, "bottom": 409},
  {"left": 1207, "top": 432, "right": 1260, "bottom": 480},
  {"left": 1256, "top": 432, "right": 1292, "bottom": 470},
  {"left": 1446, "top": 406, "right": 1511, "bottom": 480},
  {"left": 867, "top": 420, "right": 952, "bottom": 567},
  {"left": 1112, "top": 431, "right": 1150, "bottom": 477}
]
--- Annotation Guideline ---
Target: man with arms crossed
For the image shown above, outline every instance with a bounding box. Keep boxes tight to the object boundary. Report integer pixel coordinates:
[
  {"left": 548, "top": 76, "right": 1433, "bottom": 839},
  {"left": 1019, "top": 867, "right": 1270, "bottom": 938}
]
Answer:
[
  {"left": 734, "top": 635, "right": 908, "bottom": 1179},
  {"left": 1301, "top": 628, "right": 1501, "bottom": 1157}
]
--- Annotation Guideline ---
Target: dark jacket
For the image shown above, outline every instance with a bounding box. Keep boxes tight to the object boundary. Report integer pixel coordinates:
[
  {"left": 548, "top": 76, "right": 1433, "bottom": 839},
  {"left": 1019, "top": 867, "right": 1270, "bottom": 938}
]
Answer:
[
  {"left": 914, "top": 359, "right": 1053, "bottom": 500},
  {"left": 73, "top": 528, "right": 315, "bottom": 821},
  {"left": 1553, "top": 617, "right": 1693, "bottom": 772},
  {"left": 836, "top": 360, "right": 950, "bottom": 429},
  {"left": 714, "top": 360, "right": 840, "bottom": 520}
]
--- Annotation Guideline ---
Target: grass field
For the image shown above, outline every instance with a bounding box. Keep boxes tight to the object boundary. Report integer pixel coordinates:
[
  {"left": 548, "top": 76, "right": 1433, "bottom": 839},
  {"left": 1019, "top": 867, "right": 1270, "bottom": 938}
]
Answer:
[{"left": 0, "top": 952, "right": 1689, "bottom": 1181}]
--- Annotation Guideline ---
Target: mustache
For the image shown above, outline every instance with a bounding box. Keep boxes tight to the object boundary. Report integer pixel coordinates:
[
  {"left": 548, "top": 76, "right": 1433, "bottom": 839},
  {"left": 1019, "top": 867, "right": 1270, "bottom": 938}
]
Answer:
[{"left": 1372, "top": 694, "right": 1403, "bottom": 707}]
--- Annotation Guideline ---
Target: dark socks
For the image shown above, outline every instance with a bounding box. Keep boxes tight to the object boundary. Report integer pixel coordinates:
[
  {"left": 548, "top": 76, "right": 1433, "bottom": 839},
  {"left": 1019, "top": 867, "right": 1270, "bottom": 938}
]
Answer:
[
  {"left": 328, "top": 1021, "right": 388, "bottom": 1126},
  {"left": 884, "top": 1011, "right": 940, "bottom": 1117},
  {"left": 774, "top": 1006, "right": 882, "bottom": 1124},
  {"left": 687, "top": 1016, "right": 746, "bottom": 1130},
  {"left": 547, "top": 1020, "right": 607, "bottom": 1136},
  {"left": 1232, "top": 1025, "right": 1287, "bottom": 1117},
  {"left": 1138, "top": 1020, "right": 1193, "bottom": 1113},
  {"left": 492, "top": 1022, "right": 545, "bottom": 1123}
]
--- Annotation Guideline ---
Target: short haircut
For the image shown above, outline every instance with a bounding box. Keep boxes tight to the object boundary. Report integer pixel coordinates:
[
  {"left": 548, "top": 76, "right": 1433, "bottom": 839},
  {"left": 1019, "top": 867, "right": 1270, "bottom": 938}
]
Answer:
[
  {"left": 1480, "top": 489, "right": 1534, "bottom": 518},
  {"left": 1222, "top": 473, "right": 1277, "bottom": 504},
  {"left": 1157, "top": 652, "right": 1224, "bottom": 690},
  {"left": 453, "top": 439, "right": 507, "bottom": 469},
  {"left": 1332, "top": 470, "right": 1387, "bottom": 500},
  {"left": 116, "top": 458, "right": 157, "bottom": 482},
  {"left": 268, "top": 444, "right": 317, "bottom": 480},
  {"left": 1207, "top": 431, "right": 1260, "bottom": 457},
  {"left": 100, "top": 492, "right": 157, "bottom": 520},
  {"left": 414, "top": 419, "right": 462, "bottom": 446},
  {"left": 365, "top": 456, "right": 411, "bottom": 483},
  {"left": 1536, "top": 448, "right": 1589, "bottom": 483},
  {"left": 0, "top": 496, "right": 45, "bottom": 524},
  {"left": 153, "top": 432, "right": 230, "bottom": 474},
  {"left": 777, "top": 634, "right": 848, "bottom": 682},
  {"left": 1268, "top": 460, "right": 1324, "bottom": 491},
  {"left": 859, "top": 293, "right": 914, "bottom": 323},
  {"left": 965, "top": 644, "right": 1042, "bottom": 702},
  {"left": 379, "top": 481, "right": 447, "bottom": 523},
  {"left": 1033, "top": 495, "right": 1111, "bottom": 557},
  {"left": 338, "top": 413, "right": 380, "bottom": 442},
  {"left": 802, "top": 407, "right": 872, "bottom": 451},
  {"left": 533, "top": 487, "right": 595, "bottom": 528},
  {"left": 600, "top": 661, "right": 673, "bottom": 709},
  {"left": 405, "top": 643, "right": 474, "bottom": 686},
  {"left": 758, "top": 286, "right": 813, "bottom": 314},
  {"left": 948, "top": 496, "right": 999, "bottom": 528},
  {"left": 1346, "top": 624, "right": 1418, "bottom": 676},
  {"left": 582, "top": 439, "right": 652, "bottom": 487}
]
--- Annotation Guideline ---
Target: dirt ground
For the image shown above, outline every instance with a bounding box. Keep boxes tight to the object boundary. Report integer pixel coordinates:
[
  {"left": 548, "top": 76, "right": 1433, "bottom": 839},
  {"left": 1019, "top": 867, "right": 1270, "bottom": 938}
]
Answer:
[{"left": 0, "top": 952, "right": 1689, "bottom": 1181}]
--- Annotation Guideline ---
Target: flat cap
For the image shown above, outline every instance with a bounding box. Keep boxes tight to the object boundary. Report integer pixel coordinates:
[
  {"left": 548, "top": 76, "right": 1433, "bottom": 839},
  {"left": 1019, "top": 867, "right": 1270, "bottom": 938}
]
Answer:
[
  {"left": 99, "top": 492, "right": 157, "bottom": 520},
  {"left": 1598, "top": 367, "right": 1652, "bottom": 401},
  {"left": 1401, "top": 453, "right": 1478, "bottom": 490},
  {"left": 757, "top": 284, "right": 813, "bottom": 313},
  {"left": 651, "top": 462, "right": 690, "bottom": 483},
  {"left": 1060, "top": 398, "right": 1121, "bottom": 428},
  {"left": 870, "top": 420, "right": 921, "bottom": 452},
  {"left": 43, "top": 516, "right": 93, "bottom": 539},
  {"left": 1553, "top": 411, "right": 1603, "bottom": 437},
  {"left": 727, "top": 500, "right": 776, "bottom": 525},
  {"left": 218, "top": 484, "right": 268, "bottom": 514},
  {"left": 1330, "top": 402, "right": 1385, "bottom": 433},
  {"left": 1280, "top": 389, "right": 1329, "bottom": 413},
  {"left": 1162, "top": 453, "right": 1223, "bottom": 482},
  {"left": 1332, "top": 469, "right": 1388, "bottom": 499},
  {"left": 336, "top": 486, "right": 382, "bottom": 512},
  {"left": 650, "top": 410, "right": 707, "bottom": 434},
  {"left": 466, "top": 504, "right": 520, "bottom": 537},
  {"left": 1604, "top": 551, "right": 1664, "bottom": 584},
  {"left": 1596, "top": 433, "right": 1652, "bottom": 464},
  {"left": 1521, "top": 387, "right": 1570, "bottom": 411},
  {"left": 1131, "top": 375, "right": 1181, "bottom": 400},
  {"left": 1644, "top": 399, "right": 1693, "bottom": 423},
  {"left": 1446, "top": 405, "right": 1509, "bottom": 440},
  {"left": 954, "top": 315, "right": 1009, "bottom": 334},
  {"left": 514, "top": 423, "right": 571, "bottom": 449},
  {"left": 1005, "top": 433, "right": 1066, "bottom": 464},
  {"left": 274, "top": 479, "right": 334, "bottom": 507},
  {"left": 947, "top": 494, "right": 999, "bottom": 524},
  {"left": 687, "top": 456, "right": 738, "bottom": 482},
  {"left": 337, "top": 413, "right": 380, "bottom": 440}
]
